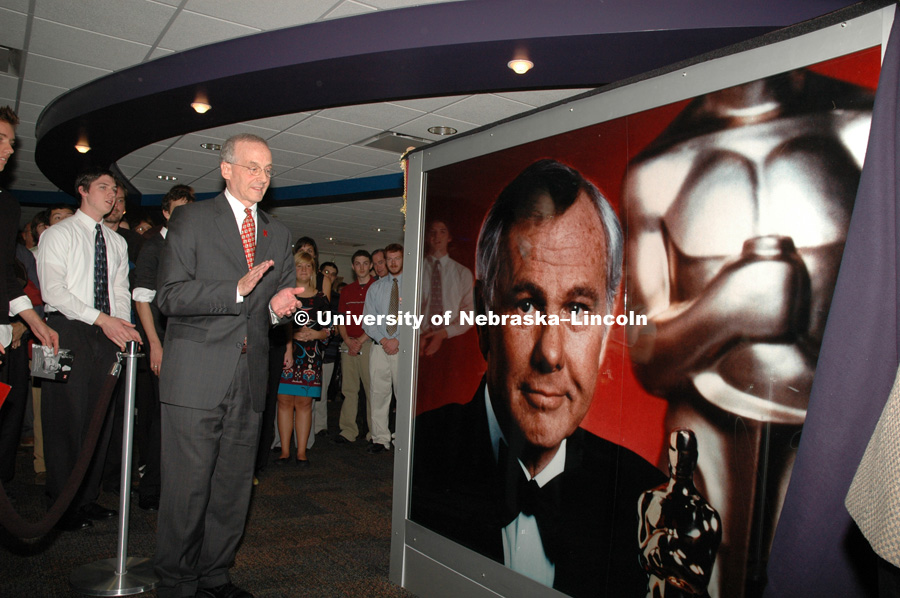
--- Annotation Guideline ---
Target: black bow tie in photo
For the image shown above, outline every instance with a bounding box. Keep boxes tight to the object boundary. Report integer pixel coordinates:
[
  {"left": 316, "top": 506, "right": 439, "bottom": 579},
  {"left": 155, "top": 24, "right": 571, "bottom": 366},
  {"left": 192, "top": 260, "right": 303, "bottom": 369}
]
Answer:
[{"left": 496, "top": 442, "right": 565, "bottom": 564}]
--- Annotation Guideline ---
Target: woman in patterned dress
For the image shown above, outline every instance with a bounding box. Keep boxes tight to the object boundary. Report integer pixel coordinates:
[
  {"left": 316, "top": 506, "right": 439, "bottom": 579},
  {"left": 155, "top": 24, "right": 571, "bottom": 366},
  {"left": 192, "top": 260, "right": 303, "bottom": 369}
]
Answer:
[{"left": 275, "top": 251, "right": 332, "bottom": 466}]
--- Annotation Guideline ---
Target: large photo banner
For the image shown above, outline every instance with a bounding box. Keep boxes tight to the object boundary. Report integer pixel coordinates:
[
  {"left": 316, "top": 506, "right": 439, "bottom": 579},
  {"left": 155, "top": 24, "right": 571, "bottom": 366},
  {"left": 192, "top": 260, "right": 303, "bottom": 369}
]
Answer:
[{"left": 408, "top": 46, "right": 881, "bottom": 598}]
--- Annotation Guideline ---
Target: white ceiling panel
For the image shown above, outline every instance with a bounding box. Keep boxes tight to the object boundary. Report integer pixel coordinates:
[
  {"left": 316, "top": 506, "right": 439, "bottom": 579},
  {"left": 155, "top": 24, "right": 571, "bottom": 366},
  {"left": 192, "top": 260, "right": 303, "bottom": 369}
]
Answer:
[
  {"left": 298, "top": 157, "right": 374, "bottom": 178},
  {"left": 389, "top": 96, "right": 468, "bottom": 113},
  {"left": 184, "top": 171, "right": 228, "bottom": 193},
  {"left": 34, "top": 0, "right": 177, "bottom": 45},
  {"left": 25, "top": 54, "right": 111, "bottom": 89},
  {"left": 327, "top": 145, "right": 404, "bottom": 168},
  {"left": 321, "top": 0, "right": 377, "bottom": 21},
  {"left": 494, "top": 89, "right": 592, "bottom": 107},
  {"left": 0, "top": 74, "right": 19, "bottom": 103},
  {"left": 362, "top": 0, "right": 460, "bottom": 9},
  {"left": 12, "top": 102, "right": 41, "bottom": 126},
  {"left": 267, "top": 147, "right": 317, "bottom": 169},
  {"left": 154, "top": 146, "right": 223, "bottom": 169},
  {"left": 246, "top": 113, "right": 314, "bottom": 131},
  {"left": 434, "top": 93, "right": 533, "bottom": 126},
  {"left": 268, "top": 171, "right": 316, "bottom": 186},
  {"left": 318, "top": 102, "right": 424, "bottom": 130},
  {"left": 29, "top": 18, "right": 152, "bottom": 70},
  {"left": 0, "top": 0, "right": 28, "bottom": 13},
  {"left": 18, "top": 79, "right": 68, "bottom": 106},
  {"left": 157, "top": 10, "right": 259, "bottom": 52},
  {"left": 181, "top": 0, "right": 332, "bottom": 30},
  {"left": 192, "top": 122, "right": 281, "bottom": 142},
  {"left": 122, "top": 143, "right": 172, "bottom": 160},
  {"left": 143, "top": 160, "right": 217, "bottom": 179},
  {"left": 147, "top": 47, "right": 175, "bottom": 61},
  {"left": 129, "top": 176, "right": 198, "bottom": 194},
  {"left": 0, "top": 7, "right": 27, "bottom": 49},
  {"left": 8, "top": 159, "right": 42, "bottom": 174},
  {"left": 367, "top": 165, "right": 403, "bottom": 177},
  {"left": 268, "top": 132, "right": 344, "bottom": 156},
  {"left": 285, "top": 116, "right": 381, "bottom": 145}
]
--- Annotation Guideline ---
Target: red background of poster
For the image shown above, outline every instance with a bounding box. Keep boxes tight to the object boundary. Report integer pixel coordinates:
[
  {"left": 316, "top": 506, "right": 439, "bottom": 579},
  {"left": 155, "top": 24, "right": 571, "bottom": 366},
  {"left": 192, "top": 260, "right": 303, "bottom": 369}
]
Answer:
[{"left": 414, "top": 46, "right": 881, "bottom": 466}]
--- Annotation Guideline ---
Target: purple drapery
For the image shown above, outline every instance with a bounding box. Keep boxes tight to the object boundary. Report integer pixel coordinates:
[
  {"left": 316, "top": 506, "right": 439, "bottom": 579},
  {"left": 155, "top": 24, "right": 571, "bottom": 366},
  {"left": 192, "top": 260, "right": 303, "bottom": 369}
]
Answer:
[{"left": 764, "top": 9, "right": 900, "bottom": 598}]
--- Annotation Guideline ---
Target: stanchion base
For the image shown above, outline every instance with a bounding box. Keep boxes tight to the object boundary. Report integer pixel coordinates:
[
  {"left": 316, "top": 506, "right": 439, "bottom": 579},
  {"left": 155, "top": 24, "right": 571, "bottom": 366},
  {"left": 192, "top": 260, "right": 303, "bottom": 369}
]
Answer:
[{"left": 70, "top": 556, "right": 158, "bottom": 596}]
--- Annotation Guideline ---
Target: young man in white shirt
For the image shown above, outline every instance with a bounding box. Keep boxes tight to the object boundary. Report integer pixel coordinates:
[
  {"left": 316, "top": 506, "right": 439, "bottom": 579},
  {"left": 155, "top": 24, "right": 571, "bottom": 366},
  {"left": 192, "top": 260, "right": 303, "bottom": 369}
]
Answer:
[{"left": 37, "top": 169, "right": 141, "bottom": 531}]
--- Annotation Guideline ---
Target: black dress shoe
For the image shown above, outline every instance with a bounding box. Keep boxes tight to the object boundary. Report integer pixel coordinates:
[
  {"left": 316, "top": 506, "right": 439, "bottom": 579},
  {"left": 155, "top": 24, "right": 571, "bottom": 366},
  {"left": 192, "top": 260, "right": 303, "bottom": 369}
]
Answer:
[
  {"left": 273, "top": 457, "right": 290, "bottom": 466},
  {"left": 81, "top": 503, "right": 117, "bottom": 520},
  {"left": 295, "top": 458, "right": 310, "bottom": 467},
  {"left": 366, "top": 443, "right": 390, "bottom": 454},
  {"left": 332, "top": 435, "right": 351, "bottom": 444},
  {"left": 54, "top": 514, "right": 93, "bottom": 532},
  {"left": 138, "top": 494, "right": 159, "bottom": 511},
  {"left": 197, "top": 582, "right": 254, "bottom": 598}
]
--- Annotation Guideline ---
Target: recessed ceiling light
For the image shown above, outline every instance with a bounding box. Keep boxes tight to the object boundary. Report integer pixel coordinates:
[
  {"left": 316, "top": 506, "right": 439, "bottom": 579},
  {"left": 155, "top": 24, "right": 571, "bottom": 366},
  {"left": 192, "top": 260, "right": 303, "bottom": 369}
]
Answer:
[
  {"left": 428, "top": 126, "right": 457, "bottom": 136},
  {"left": 191, "top": 101, "right": 211, "bottom": 114},
  {"left": 74, "top": 142, "right": 90, "bottom": 153},
  {"left": 200, "top": 142, "right": 221, "bottom": 151},
  {"left": 372, "top": 227, "right": 383, "bottom": 232},
  {"left": 157, "top": 175, "right": 178, "bottom": 181},
  {"left": 508, "top": 59, "right": 534, "bottom": 75}
]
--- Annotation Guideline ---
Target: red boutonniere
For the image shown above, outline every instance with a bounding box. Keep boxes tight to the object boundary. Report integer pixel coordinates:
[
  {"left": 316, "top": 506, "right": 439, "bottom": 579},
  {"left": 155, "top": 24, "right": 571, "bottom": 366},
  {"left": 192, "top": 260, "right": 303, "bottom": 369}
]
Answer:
[{"left": 263, "top": 230, "right": 268, "bottom": 237}]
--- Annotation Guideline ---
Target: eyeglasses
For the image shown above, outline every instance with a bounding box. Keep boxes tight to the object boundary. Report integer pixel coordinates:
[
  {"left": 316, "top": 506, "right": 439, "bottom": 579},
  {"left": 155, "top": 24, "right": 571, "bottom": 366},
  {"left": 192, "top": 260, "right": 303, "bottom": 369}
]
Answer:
[{"left": 227, "top": 162, "right": 276, "bottom": 178}]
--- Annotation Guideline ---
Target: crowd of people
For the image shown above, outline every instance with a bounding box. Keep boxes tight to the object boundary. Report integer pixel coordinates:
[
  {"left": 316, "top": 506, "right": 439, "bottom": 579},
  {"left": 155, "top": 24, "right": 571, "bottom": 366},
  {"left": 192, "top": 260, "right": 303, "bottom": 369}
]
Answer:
[{"left": 0, "top": 107, "right": 405, "bottom": 598}]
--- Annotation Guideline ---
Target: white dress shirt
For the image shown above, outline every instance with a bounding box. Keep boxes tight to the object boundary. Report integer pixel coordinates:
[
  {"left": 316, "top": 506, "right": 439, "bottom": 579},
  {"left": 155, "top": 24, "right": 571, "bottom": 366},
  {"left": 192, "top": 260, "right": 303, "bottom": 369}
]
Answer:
[
  {"left": 420, "top": 253, "right": 474, "bottom": 337},
  {"left": 485, "top": 386, "right": 565, "bottom": 587},
  {"left": 37, "top": 209, "right": 130, "bottom": 324},
  {"left": 362, "top": 273, "right": 403, "bottom": 342}
]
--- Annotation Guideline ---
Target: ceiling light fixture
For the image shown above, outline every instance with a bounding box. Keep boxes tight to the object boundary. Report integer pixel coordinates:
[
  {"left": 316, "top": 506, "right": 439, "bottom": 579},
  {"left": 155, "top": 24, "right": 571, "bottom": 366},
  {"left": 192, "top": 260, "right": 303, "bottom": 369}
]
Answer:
[
  {"left": 508, "top": 59, "right": 534, "bottom": 75},
  {"left": 191, "top": 101, "right": 211, "bottom": 114},
  {"left": 157, "top": 175, "right": 178, "bottom": 181},
  {"left": 428, "top": 126, "right": 458, "bottom": 136},
  {"left": 200, "top": 142, "right": 221, "bottom": 151},
  {"left": 74, "top": 142, "right": 91, "bottom": 154}
]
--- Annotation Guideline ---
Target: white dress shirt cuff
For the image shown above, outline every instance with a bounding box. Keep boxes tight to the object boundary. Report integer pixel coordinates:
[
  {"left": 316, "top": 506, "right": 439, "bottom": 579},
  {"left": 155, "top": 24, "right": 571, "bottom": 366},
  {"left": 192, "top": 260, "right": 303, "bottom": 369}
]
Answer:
[
  {"left": 8, "top": 295, "right": 33, "bottom": 317},
  {"left": 132, "top": 287, "right": 157, "bottom": 303}
]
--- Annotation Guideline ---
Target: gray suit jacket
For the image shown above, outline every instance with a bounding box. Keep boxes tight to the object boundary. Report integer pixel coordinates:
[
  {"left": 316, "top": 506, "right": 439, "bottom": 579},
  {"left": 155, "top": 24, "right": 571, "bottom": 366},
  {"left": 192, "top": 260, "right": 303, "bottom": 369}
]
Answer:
[
  {"left": 847, "top": 363, "right": 900, "bottom": 568},
  {"left": 156, "top": 194, "right": 294, "bottom": 412}
]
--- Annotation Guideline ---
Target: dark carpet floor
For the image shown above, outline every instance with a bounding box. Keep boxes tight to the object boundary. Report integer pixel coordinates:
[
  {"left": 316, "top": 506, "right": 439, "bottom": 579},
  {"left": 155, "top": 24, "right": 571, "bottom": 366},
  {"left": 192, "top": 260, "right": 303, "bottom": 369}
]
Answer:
[{"left": 0, "top": 401, "right": 417, "bottom": 598}]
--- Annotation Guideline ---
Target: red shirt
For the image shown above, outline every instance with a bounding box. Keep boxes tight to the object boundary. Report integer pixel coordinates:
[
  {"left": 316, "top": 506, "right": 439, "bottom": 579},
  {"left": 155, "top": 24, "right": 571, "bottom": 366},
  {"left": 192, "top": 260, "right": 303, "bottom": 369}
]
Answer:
[{"left": 338, "top": 278, "right": 374, "bottom": 338}]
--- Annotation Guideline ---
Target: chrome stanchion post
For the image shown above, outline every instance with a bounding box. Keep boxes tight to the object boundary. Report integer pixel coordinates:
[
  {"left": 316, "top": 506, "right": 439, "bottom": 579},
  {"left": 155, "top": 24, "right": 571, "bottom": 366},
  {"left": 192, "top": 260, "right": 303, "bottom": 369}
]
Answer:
[{"left": 70, "top": 341, "right": 158, "bottom": 596}]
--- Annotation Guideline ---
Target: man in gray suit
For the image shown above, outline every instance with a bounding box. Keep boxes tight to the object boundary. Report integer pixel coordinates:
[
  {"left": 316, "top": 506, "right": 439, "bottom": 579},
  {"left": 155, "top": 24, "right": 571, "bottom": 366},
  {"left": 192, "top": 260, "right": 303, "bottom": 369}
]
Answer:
[{"left": 154, "top": 134, "right": 303, "bottom": 598}]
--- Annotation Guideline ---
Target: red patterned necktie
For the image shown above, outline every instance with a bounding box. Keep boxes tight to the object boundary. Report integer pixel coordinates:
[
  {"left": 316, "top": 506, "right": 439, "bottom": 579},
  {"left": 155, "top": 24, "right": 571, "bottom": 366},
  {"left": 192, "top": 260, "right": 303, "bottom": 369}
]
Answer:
[{"left": 240, "top": 207, "right": 255, "bottom": 270}]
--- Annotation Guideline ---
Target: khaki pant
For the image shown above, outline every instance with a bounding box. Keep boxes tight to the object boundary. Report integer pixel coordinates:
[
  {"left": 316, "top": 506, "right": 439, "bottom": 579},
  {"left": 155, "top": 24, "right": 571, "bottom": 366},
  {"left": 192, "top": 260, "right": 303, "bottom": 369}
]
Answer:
[{"left": 338, "top": 340, "right": 372, "bottom": 441}]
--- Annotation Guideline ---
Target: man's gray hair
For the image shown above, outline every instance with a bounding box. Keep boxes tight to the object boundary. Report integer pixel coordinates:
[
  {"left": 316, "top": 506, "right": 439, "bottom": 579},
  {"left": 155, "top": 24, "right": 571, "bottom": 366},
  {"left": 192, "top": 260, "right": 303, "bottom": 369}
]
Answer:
[
  {"left": 475, "top": 159, "right": 623, "bottom": 312},
  {"left": 221, "top": 133, "right": 268, "bottom": 163}
]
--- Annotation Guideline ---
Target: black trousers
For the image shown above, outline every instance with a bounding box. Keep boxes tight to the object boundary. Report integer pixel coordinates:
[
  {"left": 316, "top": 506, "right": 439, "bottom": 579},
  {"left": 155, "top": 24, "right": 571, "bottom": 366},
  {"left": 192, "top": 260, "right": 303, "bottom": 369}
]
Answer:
[
  {"left": 0, "top": 339, "right": 30, "bottom": 484},
  {"left": 42, "top": 314, "right": 118, "bottom": 513},
  {"left": 136, "top": 355, "right": 161, "bottom": 498}
]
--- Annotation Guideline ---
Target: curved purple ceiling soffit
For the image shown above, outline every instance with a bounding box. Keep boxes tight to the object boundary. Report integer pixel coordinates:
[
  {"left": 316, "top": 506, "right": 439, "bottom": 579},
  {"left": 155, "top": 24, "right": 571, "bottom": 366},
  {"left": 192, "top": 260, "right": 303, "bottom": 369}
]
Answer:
[{"left": 34, "top": 0, "right": 866, "bottom": 193}]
